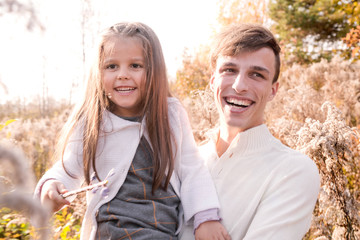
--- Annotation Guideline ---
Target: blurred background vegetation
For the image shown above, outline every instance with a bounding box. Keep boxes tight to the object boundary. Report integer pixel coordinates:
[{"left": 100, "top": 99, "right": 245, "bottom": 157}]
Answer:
[
  {"left": 173, "top": 0, "right": 360, "bottom": 98},
  {"left": 0, "top": 0, "right": 359, "bottom": 239}
]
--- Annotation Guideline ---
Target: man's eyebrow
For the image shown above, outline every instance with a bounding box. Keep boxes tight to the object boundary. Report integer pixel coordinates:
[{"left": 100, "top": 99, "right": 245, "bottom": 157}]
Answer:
[
  {"left": 251, "top": 65, "right": 270, "bottom": 74},
  {"left": 220, "top": 62, "right": 238, "bottom": 67}
]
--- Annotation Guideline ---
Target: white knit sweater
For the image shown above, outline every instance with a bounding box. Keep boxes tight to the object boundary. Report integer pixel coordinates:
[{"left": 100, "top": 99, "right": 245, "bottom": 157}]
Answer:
[
  {"left": 180, "top": 124, "right": 320, "bottom": 240},
  {"left": 35, "top": 97, "right": 219, "bottom": 240}
]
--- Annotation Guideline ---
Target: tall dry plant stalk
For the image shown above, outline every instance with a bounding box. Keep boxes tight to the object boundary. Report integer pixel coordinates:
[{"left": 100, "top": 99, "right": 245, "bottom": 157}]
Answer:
[
  {"left": 264, "top": 56, "right": 360, "bottom": 239},
  {"left": 182, "top": 86, "right": 219, "bottom": 143},
  {"left": 0, "top": 109, "right": 71, "bottom": 180},
  {"left": 0, "top": 141, "right": 51, "bottom": 240},
  {"left": 266, "top": 56, "right": 360, "bottom": 127},
  {"left": 271, "top": 102, "right": 360, "bottom": 239},
  {"left": 0, "top": 109, "right": 86, "bottom": 238}
]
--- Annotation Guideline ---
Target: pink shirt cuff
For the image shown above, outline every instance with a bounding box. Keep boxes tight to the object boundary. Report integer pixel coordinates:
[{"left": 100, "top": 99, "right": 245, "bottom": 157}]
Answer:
[{"left": 193, "top": 208, "right": 221, "bottom": 231}]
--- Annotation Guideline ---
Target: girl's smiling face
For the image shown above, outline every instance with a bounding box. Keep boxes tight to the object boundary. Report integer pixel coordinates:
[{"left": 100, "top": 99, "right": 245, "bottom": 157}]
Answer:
[{"left": 102, "top": 36, "right": 146, "bottom": 117}]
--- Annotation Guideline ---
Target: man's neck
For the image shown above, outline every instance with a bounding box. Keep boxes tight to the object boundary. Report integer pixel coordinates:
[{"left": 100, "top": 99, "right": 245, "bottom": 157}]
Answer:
[{"left": 216, "top": 124, "right": 242, "bottom": 157}]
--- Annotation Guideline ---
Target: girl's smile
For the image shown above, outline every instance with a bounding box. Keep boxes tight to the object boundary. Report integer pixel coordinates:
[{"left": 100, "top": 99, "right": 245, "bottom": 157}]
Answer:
[{"left": 114, "top": 86, "right": 137, "bottom": 95}]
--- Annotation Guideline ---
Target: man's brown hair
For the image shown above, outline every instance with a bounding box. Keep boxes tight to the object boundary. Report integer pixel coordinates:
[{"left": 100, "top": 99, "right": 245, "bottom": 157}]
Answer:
[{"left": 210, "top": 23, "right": 281, "bottom": 83}]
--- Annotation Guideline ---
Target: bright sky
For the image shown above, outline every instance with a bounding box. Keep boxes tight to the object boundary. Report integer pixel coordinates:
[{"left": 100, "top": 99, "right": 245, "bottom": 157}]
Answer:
[{"left": 0, "top": 0, "right": 219, "bottom": 103}]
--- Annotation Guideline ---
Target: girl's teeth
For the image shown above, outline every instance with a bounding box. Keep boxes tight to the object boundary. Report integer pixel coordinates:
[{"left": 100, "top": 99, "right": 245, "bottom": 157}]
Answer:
[{"left": 116, "top": 87, "right": 135, "bottom": 91}]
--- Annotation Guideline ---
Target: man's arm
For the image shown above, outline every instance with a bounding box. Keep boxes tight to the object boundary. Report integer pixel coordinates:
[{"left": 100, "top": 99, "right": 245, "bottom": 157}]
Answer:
[{"left": 244, "top": 155, "right": 320, "bottom": 239}]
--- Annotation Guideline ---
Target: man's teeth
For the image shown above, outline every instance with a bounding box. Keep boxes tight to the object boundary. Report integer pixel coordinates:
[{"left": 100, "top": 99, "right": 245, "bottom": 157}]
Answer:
[
  {"left": 226, "top": 97, "right": 252, "bottom": 107},
  {"left": 115, "top": 87, "right": 135, "bottom": 91}
]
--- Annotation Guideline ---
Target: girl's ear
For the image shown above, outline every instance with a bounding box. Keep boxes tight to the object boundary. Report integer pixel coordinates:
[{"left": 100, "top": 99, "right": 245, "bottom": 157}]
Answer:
[
  {"left": 209, "top": 74, "right": 215, "bottom": 92},
  {"left": 268, "top": 82, "right": 279, "bottom": 101}
]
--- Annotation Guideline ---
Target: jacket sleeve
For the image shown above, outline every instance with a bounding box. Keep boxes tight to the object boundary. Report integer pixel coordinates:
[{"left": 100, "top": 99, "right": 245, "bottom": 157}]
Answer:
[
  {"left": 244, "top": 154, "right": 320, "bottom": 240},
  {"left": 34, "top": 126, "right": 85, "bottom": 201},
  {"left": 168, "top": 98, "right": 220, "bottom": 224}
]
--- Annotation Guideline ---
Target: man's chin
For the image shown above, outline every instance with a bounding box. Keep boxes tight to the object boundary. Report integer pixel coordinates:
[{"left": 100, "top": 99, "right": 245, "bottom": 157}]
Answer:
[{"left": 224, "top": 119, "right": 248, "bottom": 130}]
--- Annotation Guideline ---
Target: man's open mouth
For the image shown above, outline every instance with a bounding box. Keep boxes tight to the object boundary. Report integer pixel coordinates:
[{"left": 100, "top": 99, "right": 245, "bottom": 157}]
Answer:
[{"left": 225, "top": 97, "right": 253, "bottom": 108}]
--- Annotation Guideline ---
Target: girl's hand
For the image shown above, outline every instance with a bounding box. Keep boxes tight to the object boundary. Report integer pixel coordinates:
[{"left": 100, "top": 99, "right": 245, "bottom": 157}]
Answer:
[
  {"left": 40, "top": 179, "right": 70, "bottom": 213},
  {"left": 195, "top": 220, "right": 231, "bottom": 240}
]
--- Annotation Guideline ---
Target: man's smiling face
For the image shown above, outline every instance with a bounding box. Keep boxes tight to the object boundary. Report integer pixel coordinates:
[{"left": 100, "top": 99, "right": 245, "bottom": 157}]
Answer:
[{"left": 210, "top": 47, "right": 279, "bottom": 133}]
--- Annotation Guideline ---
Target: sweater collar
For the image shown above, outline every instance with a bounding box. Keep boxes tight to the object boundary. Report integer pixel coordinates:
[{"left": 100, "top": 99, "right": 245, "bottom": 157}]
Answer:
[
  {"left": 210, "top": 124, "right": 275, "bottom": 156},
  {"left": 232, "top": 124, "right": 274, "bottom": 153}
]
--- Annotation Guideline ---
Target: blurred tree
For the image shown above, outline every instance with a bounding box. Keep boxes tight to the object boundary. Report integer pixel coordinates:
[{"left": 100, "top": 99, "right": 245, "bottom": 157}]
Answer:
[
  {"left": 217, "top": 0, "right": 269, "bottom": 26},
  {"left": 173, "top": 46, "right": 211, "bottom": 98},
  {"left": 0, "top": 0, "right": 44, "bottom": 31},
  {"left": 269, "top": 0, "right": 360, "bottom": 64},
  {"left": 342, "top": 25, "right": 360, "bottom": 61},
  {"left": 68, "top": 0, "right": 95, "bottom": 106}
]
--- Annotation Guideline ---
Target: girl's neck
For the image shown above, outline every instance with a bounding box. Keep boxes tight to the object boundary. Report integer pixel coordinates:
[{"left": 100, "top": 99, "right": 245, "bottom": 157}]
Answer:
[{"left": 115, "top": 114, "right": 142, "bottom": 122}]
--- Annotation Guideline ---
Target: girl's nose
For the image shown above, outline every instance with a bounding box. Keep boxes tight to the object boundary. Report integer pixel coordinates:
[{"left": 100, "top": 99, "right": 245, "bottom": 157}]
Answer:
[
  {"left": 117, "top": 75, "right": 129, "bottom": 80},
  {"left": 232, "top": 74, "right": 248, "bottom": 93},
  {"left": 117, "top": 68, "right": 129, "bottom": 80}
]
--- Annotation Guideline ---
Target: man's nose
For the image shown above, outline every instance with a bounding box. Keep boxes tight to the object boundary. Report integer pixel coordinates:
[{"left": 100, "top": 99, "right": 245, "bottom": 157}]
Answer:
[{"left": 232, "top": 73, "right": 248, "bottom": 93}]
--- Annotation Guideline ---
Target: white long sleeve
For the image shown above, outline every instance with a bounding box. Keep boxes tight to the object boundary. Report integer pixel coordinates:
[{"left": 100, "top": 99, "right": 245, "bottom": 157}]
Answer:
[{"left": 180, "top": 124, "right": 320, "bottom": 240}]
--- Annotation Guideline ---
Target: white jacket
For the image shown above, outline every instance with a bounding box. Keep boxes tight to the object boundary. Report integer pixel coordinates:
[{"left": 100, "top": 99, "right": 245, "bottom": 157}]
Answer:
[{"left": 35, "top": 97, "right": 219, "bottom": 240}]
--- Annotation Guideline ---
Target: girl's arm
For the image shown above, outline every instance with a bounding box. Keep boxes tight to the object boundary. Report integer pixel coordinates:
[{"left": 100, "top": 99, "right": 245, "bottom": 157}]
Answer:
[
  {"left": 170, "top": 99, "right": 220, "bottom": 221},
  {"left": 169, "top": 98, "right": 230, "bottom": 238}
]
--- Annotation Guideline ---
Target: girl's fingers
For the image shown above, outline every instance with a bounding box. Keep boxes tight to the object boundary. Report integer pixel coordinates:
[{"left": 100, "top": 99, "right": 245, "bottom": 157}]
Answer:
[
  {"left": 220, "top": 225, "right": 231, "bottom": 240},
  {"left": 55, "top": 183, "right": 70, "bottom": 205},
  {"left": 223, "top": 232, "right": 231, "bottom": 240},
  {"left": 57, "top": 183, "right": 69, "bottom": 195},
  {"left": 41, "top": 180, "right": 70, "bottom": 212}
]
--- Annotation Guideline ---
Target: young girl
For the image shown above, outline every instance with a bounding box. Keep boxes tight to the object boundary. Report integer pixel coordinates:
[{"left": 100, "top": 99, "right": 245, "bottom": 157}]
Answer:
[{"left": 35, "top": 22, "right": 230, "bottom": 240}]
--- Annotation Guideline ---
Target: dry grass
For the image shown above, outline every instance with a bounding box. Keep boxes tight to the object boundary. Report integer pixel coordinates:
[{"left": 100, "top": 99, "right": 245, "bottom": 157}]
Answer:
[{"left": 0, "top": 141, "right": 51, "bottom": 240}]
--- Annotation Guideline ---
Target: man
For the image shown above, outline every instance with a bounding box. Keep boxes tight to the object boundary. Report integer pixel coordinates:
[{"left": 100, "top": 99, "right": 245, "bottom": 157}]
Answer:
[{"left": 181, "top": 24, "right": 320, "bottom": 239}]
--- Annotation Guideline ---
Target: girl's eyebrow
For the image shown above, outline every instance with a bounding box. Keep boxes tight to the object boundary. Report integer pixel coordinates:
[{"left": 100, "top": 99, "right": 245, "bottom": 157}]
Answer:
[
  {"left": 131, "top": 57, "right": 145, "bottom": 62},
  {"left": 103, "top": 58, "right": 115, "bottom": 64},
  {"left": 103, "top": 57, "right": 144, "bottom": 63}
]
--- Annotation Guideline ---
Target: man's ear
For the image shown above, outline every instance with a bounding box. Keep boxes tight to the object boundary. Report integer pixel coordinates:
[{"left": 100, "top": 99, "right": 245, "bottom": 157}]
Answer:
[{"left": 268, "top": 82, "right": 279, "bottom": 101}]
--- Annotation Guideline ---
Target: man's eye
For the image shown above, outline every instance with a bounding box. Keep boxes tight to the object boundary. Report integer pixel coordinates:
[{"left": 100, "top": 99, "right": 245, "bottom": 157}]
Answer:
[
  {"left": 252, "top": 72, "right": 264, "bottom": 79},
  {"left": 106, "top": 64, "right": 117, "bottom": 69},
  {"left": 221, "top": 68, "right": 235, "bottom": 73}
]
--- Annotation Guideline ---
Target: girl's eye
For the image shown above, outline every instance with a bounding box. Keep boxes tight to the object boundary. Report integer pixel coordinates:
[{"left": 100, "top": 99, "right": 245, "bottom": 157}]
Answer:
[
  {"left": 105, "top": 64, "right": 117, "bottom": 70},
  {"left": 131, "top": 63, "right": 143, "bottom": 69}
]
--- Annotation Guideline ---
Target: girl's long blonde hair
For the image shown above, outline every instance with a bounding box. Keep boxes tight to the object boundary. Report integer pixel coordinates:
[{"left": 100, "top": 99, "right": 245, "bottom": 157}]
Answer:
[{"left": 54, "top": 22, "right": 174, "bottom": 193}]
